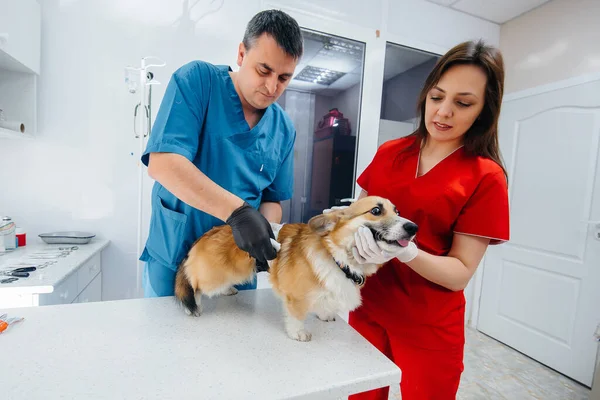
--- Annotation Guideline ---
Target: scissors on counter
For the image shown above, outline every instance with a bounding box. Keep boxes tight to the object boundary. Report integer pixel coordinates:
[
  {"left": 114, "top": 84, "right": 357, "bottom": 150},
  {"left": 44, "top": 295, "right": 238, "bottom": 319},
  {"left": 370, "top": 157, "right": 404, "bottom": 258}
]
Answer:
[{"left": 0, "top": 266, "right": 36, "bottom": 278}]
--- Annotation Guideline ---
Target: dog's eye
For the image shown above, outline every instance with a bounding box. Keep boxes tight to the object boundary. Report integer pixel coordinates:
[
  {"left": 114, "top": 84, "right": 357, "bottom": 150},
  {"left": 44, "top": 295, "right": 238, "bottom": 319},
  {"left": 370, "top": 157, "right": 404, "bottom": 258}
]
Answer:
[
  {"left": 370, "top": 207, "right": 381, "bottom": 216},
  {"left": 394, "top": 207, "right": 399, "bottom": 216}
]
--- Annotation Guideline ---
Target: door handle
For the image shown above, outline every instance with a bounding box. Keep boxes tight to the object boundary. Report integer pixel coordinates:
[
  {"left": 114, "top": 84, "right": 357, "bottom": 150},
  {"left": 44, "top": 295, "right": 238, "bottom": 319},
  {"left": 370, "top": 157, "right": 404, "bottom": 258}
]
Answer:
[{"left": 587, "top": 221, "right": 600, "bottom": 241}]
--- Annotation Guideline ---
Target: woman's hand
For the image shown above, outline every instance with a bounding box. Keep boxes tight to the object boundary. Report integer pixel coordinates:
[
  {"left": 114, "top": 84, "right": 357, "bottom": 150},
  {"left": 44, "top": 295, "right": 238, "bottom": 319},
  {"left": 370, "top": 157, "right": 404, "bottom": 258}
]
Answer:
[
  {"left": 352, "top": 227, "right": 490, "bottom": 291},
  {"left": 353, "top": 226, "right": 419, "bottom": 264}
]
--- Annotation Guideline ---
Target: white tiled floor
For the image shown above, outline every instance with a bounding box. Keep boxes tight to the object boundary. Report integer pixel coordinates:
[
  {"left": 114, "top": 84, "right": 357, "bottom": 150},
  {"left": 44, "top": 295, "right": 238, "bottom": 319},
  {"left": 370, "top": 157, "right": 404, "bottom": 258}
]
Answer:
[{"left": 387, "top": 327, "right": 592, "bottom": 399}]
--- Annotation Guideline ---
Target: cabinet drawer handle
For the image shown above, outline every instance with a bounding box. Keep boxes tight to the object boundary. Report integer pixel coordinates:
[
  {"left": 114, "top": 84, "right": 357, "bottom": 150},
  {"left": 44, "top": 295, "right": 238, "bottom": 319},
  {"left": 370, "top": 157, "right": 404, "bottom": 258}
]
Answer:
[
  {"left": 89, "top": 264, "right": 98, "bottom": 272},
  {"left": 60, "top": 290, "right": 69, "bottom": 299}
]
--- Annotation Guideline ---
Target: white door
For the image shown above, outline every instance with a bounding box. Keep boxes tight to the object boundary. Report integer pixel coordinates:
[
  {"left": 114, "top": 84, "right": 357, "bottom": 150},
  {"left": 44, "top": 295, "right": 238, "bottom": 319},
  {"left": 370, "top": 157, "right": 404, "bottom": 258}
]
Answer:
[{"left": 478, "top": 76, "right": 600, "bottom": 386}]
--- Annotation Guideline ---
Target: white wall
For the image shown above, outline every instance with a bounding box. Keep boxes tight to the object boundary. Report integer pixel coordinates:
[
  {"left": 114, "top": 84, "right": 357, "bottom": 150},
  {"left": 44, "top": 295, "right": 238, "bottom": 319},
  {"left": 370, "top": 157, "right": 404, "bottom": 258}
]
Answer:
[
  {"left": 0, "top": 0, "right": 500, "bottom": 301},
  {"left": 500, "top": 0, "right": 600, "bottom": 94}
]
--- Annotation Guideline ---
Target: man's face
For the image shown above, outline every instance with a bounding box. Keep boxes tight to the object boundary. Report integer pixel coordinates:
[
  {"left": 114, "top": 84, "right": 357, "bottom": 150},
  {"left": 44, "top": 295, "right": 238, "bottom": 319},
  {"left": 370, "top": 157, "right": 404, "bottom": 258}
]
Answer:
[{"left": 236, "top": 33, "right": 299, "bottom": 111}]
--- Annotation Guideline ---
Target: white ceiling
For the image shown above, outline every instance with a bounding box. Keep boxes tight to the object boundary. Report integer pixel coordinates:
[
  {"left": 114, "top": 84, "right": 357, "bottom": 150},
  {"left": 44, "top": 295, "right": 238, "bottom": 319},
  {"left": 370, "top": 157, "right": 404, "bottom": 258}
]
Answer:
[
  {"left": 424, "top": 0, "right": 552, "bottom": 24},
  {"left": 288, "top": 31, "right": 365, "bottom": 96},
  {"left": 288, "top": 32, "right": 438, "bottom": 97}
]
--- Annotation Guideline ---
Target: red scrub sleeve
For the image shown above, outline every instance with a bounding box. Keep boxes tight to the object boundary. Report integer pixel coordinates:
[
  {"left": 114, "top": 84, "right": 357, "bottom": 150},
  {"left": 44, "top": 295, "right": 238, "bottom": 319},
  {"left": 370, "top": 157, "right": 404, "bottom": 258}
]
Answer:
[{"left": 453, "top": 170, "right": 510, "bottom": 245}]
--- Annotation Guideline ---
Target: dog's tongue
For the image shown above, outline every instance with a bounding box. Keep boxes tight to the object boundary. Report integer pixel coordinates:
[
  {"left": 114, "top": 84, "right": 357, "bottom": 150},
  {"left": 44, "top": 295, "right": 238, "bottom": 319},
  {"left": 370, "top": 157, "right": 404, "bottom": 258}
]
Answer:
[{"left": 397, "top": 240, "right": 409, "bottom": 247}]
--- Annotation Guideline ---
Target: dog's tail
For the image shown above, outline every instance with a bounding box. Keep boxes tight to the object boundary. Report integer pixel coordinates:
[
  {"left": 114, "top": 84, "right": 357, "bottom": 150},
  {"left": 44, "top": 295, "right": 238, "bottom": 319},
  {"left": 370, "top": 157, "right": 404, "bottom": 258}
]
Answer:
[{"left": 174, "top": 263, "right": 199, "bottom": 316}]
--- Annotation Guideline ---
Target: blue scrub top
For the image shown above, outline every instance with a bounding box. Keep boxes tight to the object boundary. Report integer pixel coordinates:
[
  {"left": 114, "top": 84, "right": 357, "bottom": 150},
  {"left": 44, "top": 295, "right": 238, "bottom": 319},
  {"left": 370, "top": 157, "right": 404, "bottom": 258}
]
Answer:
[{"left": 139, "top": 60, "right": 296, "bottom": 271}]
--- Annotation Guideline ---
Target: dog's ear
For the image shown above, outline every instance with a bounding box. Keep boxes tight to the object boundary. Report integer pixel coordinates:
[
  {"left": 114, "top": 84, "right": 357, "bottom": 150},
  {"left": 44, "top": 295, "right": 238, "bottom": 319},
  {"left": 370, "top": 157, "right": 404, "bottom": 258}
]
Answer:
[{"left": 308, "top": 212, "right": 340, "bottom": 236}]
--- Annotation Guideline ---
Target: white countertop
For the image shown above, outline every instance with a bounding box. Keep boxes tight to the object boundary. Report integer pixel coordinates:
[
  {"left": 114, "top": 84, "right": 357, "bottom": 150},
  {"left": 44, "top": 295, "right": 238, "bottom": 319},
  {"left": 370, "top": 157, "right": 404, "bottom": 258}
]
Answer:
[
  {"left": 0, "top": 238, "right": 110, "bottom": 294},
  {"left": 0, "top": 289, "right": 401, "bottom": 400}
]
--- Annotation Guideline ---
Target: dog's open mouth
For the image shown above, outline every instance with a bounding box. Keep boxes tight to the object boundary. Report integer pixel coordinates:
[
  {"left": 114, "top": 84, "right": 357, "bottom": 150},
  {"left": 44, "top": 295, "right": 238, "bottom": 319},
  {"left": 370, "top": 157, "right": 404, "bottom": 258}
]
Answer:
[
  {"left": 382, "top": 238, "right": 410, "bottom": 247},
  {"left": 371, "top": 228, "right": 411, "bottom": 247}
]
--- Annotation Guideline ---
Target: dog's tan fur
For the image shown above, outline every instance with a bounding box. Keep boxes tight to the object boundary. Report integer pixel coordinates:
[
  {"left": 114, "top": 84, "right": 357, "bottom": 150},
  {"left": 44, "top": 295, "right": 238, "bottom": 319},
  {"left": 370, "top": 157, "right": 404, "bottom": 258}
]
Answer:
[{"left": 175, "top": 196, "right": 417, "bottom": 341}]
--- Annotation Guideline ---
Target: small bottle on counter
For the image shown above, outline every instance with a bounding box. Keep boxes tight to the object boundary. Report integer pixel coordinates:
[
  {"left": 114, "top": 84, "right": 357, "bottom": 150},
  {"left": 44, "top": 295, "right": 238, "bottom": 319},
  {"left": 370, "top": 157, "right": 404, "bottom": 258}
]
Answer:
[
  {"left": 0, "top": 216, "right": 17, "bottom": 251},
  {"left": 15, "top": 227, "right": 26, "bottom": 247}
]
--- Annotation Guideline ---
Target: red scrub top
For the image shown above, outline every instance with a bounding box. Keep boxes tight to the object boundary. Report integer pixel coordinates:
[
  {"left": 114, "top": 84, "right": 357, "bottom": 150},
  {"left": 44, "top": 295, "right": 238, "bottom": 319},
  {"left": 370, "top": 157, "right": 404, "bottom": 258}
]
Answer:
[{"left": 354, "top": 135, "right": 509, "bottom": 350}]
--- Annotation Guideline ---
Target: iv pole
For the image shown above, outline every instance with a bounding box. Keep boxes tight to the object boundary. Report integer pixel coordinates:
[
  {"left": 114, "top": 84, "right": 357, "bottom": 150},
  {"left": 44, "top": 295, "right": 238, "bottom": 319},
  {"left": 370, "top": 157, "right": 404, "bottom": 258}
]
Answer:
[{"left": 125, "top": 56, "right": 166, "bottom": 297}]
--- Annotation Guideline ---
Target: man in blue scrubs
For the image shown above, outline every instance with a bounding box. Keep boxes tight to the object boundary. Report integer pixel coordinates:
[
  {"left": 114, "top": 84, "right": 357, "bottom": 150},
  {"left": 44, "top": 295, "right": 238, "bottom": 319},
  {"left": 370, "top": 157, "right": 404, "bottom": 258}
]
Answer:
[{"left": 139, "top": 10, "right": 303, "bottom": 297}]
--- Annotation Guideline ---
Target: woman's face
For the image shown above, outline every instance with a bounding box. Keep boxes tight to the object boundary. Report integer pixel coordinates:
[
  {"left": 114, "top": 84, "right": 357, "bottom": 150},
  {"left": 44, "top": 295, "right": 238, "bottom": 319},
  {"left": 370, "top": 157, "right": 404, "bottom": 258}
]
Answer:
[{"left": 424, "top": 64, "right": 487, "bottom": 145}]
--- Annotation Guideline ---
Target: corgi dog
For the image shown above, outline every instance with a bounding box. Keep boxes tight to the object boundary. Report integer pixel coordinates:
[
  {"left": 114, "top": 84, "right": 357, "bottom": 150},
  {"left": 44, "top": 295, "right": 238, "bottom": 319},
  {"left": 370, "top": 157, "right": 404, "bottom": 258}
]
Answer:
[{"left": 174, "top": 196, "right": 418, "bottom": 341}]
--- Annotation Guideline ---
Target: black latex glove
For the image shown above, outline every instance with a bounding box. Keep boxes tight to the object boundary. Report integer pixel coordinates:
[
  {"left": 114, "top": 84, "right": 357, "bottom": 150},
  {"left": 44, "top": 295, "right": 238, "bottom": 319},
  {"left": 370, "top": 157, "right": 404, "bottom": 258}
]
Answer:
[
  {"left": 255, "top": 259, "right": 270, "bottom": 273},
  {"left": 226, "top": 202, "right": 277, "bottom": 265}
]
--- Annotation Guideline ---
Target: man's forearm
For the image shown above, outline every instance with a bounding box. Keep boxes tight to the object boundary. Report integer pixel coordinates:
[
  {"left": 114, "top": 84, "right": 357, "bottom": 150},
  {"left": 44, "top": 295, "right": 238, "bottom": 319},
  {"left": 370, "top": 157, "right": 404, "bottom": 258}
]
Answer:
[
  {"left": 148, "top": 152, "right": 244, "bottom": 221},
  {"left": 259, "top": 201, "right": 283, "bottom": 223}
]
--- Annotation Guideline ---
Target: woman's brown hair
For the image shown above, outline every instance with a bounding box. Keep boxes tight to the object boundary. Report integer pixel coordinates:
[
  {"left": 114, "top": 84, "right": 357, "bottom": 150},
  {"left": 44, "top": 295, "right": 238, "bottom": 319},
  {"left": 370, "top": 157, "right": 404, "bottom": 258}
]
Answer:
[{"left": 401, "top": 39, "right": 507, "bottom": 178}]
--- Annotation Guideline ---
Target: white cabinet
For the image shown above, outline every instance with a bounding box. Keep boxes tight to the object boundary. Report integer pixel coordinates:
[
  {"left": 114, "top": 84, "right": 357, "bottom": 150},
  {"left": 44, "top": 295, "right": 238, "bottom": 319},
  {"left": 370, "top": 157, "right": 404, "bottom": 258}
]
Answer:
[
  {"left": 0, "top": 241, "right": 109, "bottom": 309},
  {"left": 76, "top": 273, "right": 102, "bottom": 304},
  {"left": 38, "top": 271, "right": 79, "bottom": 306},
  {"left": 38, "top": 253, "right": 103, "bottom": 306},
  {"left": 0, "top": 0, "right": 41, "bottom": 139},
  {"left": 0, "top": 0, "right": 41, "bottom": 74}
]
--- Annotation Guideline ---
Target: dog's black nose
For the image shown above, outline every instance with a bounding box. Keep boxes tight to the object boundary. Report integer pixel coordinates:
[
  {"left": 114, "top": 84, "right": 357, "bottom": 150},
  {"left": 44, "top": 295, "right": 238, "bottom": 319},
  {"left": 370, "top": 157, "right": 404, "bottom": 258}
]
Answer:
[{"left": 403, "top": 222, "right": 418, "bottom": 236}]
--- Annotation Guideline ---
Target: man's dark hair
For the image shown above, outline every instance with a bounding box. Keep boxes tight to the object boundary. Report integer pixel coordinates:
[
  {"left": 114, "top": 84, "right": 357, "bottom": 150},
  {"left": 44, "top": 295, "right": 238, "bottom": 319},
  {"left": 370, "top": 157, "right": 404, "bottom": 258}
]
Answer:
[{"left": 243, "top": 10, "right": 304, "bottom": 60}]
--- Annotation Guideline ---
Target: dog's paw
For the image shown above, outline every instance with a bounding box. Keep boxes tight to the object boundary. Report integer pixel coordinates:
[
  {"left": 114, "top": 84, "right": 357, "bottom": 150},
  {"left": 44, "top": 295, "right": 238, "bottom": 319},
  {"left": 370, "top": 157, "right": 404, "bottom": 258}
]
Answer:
[
  {"left": 184, "top": 307, "right": 202, "bottom": 317},
  {"left": 317, "top": 314, "right": 336, "bottom": 322},
  {"left": 222, "top": 287, "right": 238, "bottom": 296},
  {"left": 288, "top": 329, "right": 312, "bottom": 342}
]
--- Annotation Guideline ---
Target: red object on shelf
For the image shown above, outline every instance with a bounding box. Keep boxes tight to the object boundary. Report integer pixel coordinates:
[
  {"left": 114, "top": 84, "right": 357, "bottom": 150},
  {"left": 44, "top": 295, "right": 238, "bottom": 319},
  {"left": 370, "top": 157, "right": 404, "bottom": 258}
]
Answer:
[
  {"left": 314, "top": 108, "right": 351, "bottom": 139},
  {"left": 16, "top": 228, "right": 26, "bottom": 247}
]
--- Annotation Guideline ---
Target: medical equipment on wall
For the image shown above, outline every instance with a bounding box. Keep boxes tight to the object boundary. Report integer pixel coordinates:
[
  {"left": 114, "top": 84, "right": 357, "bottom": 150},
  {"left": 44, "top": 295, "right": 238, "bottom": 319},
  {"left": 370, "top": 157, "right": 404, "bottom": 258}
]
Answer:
[
  {"left": 125, "top": 57, "right": 165, "bottom": 137},
  {"left": 124, "top": 56, "right": 166, "bottom": 296}
]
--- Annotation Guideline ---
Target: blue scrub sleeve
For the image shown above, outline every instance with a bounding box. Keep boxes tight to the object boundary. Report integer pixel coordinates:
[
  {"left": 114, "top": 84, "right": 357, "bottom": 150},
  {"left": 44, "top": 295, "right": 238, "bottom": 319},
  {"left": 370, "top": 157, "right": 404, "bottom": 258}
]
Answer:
[
  {"left": 141, "top": 64, "right": 207, "bottom": 166},
  {"left": 262, "top": 133, "right": 295, "bottom": 202}
]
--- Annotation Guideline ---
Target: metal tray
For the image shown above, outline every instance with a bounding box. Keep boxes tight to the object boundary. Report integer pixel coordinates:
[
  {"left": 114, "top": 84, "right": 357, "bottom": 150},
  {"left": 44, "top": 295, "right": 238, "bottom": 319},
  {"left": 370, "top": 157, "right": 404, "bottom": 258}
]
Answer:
[{"left": 38, "top": 231, "right": 96, "bottom": 244}]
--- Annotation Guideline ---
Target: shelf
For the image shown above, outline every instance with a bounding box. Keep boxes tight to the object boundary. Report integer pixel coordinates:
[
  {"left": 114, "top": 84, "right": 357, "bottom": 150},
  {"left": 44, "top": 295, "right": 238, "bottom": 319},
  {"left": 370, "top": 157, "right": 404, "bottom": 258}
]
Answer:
[
  {"left": 0, "top": 50, "right": 35, "bottom": 74},
  {"left": 0, "top": 0, "right": 41, "bottom": 75},
  {"left": 0, "top": 126, "right": 33, "bottom": 139},
  {"left": 0, "top": 69, "right": 37, "bottom": 138},
  {"left": 0, "top": 0, "right": 41, "bottom": 139}
]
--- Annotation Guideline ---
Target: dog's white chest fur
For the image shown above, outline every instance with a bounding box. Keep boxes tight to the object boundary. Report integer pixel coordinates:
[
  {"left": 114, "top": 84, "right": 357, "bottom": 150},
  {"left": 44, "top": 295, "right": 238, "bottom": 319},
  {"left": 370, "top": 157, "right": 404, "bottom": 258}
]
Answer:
[{"left": 310, "top": 255, "right": 362, "bottom": 317}]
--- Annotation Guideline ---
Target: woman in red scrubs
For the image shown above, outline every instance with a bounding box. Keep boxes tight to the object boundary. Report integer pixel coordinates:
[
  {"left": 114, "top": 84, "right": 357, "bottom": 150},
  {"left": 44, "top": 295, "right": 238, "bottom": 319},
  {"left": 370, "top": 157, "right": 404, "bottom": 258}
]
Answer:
[{"left": 347, "top": 40, "right": 510, "bottom": 399}]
